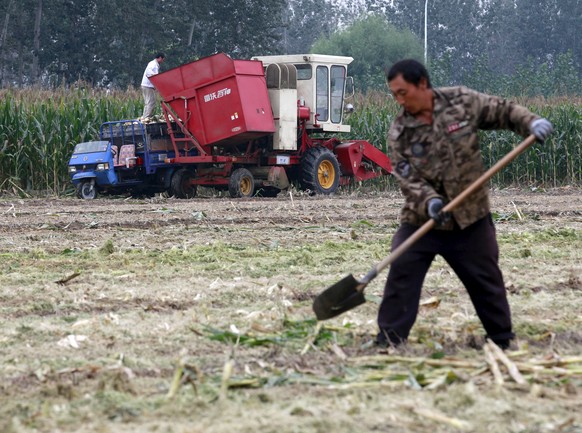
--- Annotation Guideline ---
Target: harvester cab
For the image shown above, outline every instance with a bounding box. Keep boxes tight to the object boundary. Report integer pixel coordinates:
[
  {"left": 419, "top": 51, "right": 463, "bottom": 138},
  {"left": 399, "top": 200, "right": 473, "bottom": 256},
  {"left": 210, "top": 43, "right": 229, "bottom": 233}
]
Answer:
[{"left": 252, "top": 54, "right": 354, "bottom": 143}]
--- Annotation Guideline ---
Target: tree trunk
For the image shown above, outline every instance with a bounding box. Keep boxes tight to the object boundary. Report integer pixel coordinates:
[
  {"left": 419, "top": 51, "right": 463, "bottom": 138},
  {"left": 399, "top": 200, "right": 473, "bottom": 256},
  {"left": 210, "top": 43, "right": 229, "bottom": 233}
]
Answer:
[
  {"left": 0, "top": 0, "right": 14, "bottom": 49},
  {"left": 18, "top": 45, "right": 24, "bottom": 87},
  {"left": 0, "top": 0, "right": 15, "bottom": 86},
  {"left": 31, "top": 0, "right": 43, "bottom": 83},
  {"left": 188, "top": 20, "right": 195, "bottom": 46}
]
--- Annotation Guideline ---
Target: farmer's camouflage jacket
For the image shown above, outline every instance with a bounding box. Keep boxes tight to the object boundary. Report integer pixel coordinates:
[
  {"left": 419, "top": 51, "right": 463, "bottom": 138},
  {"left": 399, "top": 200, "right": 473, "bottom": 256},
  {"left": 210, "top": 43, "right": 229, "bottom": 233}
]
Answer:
[{"left": 388, "top": 86, "right": 538, "bottom": 229}]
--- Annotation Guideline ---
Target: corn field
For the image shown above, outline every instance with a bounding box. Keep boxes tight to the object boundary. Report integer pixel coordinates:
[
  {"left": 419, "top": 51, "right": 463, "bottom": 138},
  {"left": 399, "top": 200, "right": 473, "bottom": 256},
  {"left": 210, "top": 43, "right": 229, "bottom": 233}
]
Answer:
[
  {"left": 0, "top": 88, "right": 580, "bottom": 195},
  {"left": 346, "top": 92, "right": 582, "bottom": 187},
  {"left": 0, "top": 87, "right": 141, "bottom": 195}
]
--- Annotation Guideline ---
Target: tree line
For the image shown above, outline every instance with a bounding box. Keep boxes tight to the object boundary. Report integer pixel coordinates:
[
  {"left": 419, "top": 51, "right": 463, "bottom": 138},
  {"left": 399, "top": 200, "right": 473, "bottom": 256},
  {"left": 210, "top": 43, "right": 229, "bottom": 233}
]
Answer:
[{"left": 1, "top": 0, "right": 580, "bottom": 95}]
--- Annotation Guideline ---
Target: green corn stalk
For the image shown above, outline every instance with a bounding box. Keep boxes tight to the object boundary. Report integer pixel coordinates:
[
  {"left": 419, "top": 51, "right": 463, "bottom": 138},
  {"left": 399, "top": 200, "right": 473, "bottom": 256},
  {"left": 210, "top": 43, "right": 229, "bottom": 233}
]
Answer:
[
  {"left": 0, "top": 87, "right": 141, "bottom": 194},
  {"left": 345, "top": 91, "right": 582, "bottom": 188}
]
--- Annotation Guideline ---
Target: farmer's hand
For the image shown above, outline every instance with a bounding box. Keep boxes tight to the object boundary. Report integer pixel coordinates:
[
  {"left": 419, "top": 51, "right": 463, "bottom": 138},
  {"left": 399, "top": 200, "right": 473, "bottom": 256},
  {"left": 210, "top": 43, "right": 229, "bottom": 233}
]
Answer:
[
  {"left": 529, "top": 118, "right": 553, "bottom": 142},
  {"left": 427, "top": 198, "right": 450, "bottom": 225}
]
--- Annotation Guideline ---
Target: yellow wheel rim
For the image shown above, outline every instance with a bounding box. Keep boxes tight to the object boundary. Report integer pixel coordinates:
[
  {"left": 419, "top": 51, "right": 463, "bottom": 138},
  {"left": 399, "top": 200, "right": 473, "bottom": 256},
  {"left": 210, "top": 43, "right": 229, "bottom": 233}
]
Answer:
[
  {"left": 240, "top": 177, "right": 252, "bottom": 196},
  {"left": 317, "top": 160, "right": 336, "bottom": 189}
]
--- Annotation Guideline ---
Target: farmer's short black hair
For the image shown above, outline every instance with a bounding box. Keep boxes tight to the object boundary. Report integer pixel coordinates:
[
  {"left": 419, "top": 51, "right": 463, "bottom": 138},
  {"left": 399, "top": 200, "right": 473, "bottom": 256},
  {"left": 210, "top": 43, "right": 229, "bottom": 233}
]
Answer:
[
  {"left": 155, "top": 53, "right": 166, "bottom": 59},
  {"left": 386, "top": 59, "right": 432, "bottom": 88}
]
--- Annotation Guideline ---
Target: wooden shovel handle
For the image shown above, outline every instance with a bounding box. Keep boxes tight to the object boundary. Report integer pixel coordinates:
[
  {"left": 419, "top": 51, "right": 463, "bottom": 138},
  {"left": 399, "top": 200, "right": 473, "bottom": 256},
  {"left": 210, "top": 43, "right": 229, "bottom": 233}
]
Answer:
[
  {"left": 440, "top": 134, "right": 537, "bottom": 215},
  {"left": 363, "top": 134, "right": 537, "bottom": 283}
]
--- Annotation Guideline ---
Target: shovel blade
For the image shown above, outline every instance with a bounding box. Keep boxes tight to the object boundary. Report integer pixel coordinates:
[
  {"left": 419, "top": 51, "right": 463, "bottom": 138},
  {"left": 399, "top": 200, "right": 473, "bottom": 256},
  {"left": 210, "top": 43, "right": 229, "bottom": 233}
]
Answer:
[{"left": 312, "top": 274, "right": 367, "bottom": 320}]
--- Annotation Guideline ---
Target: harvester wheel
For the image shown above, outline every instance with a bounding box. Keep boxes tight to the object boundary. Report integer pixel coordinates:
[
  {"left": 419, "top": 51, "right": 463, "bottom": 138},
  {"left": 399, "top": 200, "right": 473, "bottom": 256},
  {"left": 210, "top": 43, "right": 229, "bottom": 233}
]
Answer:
[
  {"left": 77, "top": 180, "right": 97, "bottom": 200},
  {"left": 229, "top": 168, "right": 255, "bottom": 198},
  {"left": 169, "top": 168, "right": 197, "bottom": 199},
  {"left": 300, "top": 147, "right": 340, "bottom": 195}
]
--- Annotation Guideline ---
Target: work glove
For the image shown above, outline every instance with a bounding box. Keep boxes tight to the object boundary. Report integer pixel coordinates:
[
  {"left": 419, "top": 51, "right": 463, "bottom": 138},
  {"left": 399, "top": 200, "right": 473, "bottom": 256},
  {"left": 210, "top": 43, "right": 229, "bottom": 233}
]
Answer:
[
  {"left": 529, "top": 118, "right": 553, "bottom": 143},
  {"left": 427, "top": 197, "right": 450, "bottom": 226}
]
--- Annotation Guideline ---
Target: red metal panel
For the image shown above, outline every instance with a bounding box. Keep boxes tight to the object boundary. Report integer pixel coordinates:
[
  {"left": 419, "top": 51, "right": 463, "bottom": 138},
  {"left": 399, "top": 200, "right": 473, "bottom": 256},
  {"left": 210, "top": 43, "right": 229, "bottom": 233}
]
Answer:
[
  {"left": 334, "top": 141, "right": 362, "bottom": 176},
  {"left": 198, "top": 76, "right": 244, "bottom": 145},
  {"left": 233, "top": 59, "right": 264, "bottom": 75},
  {"left": 151, "top": 53, "right": 236, "bottom": 100},
  {"left": 236, "top": 74, "right": 273, "bottom": 132},
  {"left": 335, "top": 141, "right": 393, "bottom": 181},
  {"left": 150, "top": 53, "right": 275, "bottom": 149},
  {"left": 361, "top": 141, "right": 393, "bottom": 174}
]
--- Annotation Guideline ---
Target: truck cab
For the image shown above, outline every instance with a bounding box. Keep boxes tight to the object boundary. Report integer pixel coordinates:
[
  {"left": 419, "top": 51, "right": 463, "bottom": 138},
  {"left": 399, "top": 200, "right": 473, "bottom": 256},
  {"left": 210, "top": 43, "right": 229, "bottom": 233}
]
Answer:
[{"left": 68, "top": 140, "right": 117, "bottom": 199}]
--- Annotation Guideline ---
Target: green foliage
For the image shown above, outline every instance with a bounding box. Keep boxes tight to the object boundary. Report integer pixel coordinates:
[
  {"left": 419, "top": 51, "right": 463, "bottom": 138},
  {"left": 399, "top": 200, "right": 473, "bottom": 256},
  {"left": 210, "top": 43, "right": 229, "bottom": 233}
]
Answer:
[
  {"left": 0, "top": 0, "right": 287, "bottom": 87},
  {"left": 481, "top": 100, "right": 582, "bottom": 186},
  {"left": 282, "top": 0, "right": 339, "bottom": 55},
  {"left": 384, "top": 0, "right": 581, "bottom": 95},
  {"left": 99, "top": 239, "right": 115, "bottom": 255},
  {"left": 311, "top": 15, "right": 423, "bottom": 92},
  {"left": 430, "top": 51, "right": 581, "bottom": 98},
  {"left": 343, "top": 93, "right": 399, "bottom": 154},
  {"left": 1, "top": 0, "right": 579, "bottom": 94},
  {"left": 203, "top": 319, "right": 349, "bottom": 348}
]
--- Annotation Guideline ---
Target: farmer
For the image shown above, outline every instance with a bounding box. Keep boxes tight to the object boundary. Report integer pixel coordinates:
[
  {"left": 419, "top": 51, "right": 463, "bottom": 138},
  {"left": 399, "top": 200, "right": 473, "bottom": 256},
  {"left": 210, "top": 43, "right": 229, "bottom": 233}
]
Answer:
[
  {"left": 140, "top": 53, "right": 165, "bottom": 120},
  {"left": 377, "top": 59, "right": 553, "bottom": 349}
]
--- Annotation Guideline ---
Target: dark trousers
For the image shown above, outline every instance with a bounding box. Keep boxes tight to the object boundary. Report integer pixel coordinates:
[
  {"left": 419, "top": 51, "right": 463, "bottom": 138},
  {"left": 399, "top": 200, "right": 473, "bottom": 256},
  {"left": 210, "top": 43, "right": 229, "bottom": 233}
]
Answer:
[{"left": 377, "top": 214, "right": 514, "bottom": 344}]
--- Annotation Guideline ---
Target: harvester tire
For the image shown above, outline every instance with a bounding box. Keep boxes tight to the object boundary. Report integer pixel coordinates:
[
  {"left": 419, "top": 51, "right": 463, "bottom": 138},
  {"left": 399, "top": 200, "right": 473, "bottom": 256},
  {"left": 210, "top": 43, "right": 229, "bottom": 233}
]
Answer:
[
  {"left": 229, "top": 168, "right": 255, "bottom": 198},
  {"left": 77, "top": 180, "right": 97, "bottom": 200},
  {"left": 300, "top": 147, "right": 340, "bottom": 195},
  {"left": 169, "top": 168, "right": 197, "bottom": 199}
]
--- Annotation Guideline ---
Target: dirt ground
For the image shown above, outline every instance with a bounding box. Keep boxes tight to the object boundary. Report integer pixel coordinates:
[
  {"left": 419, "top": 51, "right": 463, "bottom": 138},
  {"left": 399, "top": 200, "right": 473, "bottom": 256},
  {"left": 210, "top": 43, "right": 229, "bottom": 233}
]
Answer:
[{"left": 0, "top": 187, "right": 581, "bottom": 433}]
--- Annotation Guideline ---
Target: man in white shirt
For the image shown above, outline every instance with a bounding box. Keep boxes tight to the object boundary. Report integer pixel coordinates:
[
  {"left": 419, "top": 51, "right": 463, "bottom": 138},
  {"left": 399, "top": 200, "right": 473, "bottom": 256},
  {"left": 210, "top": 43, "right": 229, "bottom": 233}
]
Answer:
[{"left": 140, "top": 53, "right": 165, "bottom": 120}]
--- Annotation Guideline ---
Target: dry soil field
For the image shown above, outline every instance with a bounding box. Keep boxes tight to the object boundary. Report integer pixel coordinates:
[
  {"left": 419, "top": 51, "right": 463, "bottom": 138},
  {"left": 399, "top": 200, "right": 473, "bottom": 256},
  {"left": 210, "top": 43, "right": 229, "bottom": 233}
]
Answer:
[{"left": 1, "top": 187, "right": 581, "bottom": 433}]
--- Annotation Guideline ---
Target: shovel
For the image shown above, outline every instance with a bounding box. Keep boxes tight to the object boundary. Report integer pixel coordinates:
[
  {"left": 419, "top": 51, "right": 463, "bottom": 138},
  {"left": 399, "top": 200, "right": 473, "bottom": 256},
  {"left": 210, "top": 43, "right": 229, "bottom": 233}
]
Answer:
[{"left": 313, "top": 134, "right": 538, "bottom": 320}]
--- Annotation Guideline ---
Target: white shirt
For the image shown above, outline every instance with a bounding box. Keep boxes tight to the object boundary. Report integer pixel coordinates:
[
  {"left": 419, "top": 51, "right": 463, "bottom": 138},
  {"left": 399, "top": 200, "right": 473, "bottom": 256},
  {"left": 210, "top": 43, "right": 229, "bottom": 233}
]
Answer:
[{"left": 141, "top": 59, "right": 160, "bottom": 88}]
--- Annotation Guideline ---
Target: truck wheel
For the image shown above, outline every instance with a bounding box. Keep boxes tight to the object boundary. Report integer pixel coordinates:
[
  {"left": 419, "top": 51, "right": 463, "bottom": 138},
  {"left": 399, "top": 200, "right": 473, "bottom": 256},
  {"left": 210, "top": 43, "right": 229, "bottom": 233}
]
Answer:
[
  {"left": 300, "top": 147, "right": 340, "bottom": 194},
  {"left": 76, "top": 180, "right": 97, "bottom": 200},
  {"left": 169, "top": 168, "right": 197, "bottom": 198},
  {"left": 229, "top": 168, "right": 255, "bottom": 198}
]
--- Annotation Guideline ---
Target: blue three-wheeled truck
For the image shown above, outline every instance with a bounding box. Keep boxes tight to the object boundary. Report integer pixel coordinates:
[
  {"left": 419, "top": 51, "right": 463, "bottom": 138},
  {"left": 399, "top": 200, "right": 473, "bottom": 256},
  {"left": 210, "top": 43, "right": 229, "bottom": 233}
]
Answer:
[{"left": 68, "top": 120, "right": 195, "bottom": 199}]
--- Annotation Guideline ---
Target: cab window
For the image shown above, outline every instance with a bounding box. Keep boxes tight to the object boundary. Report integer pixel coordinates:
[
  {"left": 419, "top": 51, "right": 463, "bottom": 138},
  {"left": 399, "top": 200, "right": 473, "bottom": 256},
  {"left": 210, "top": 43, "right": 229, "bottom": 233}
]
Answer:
[
  {"left": 295, "top": 64, "right": 312, "bottom": 80},
  {"left": 330, "top": 66, "right": 346, "bottom": 124},
  {"left": 316, "top": 66, "right": 329, "bottom": 122},
  {"left": 73, "top": 141, "right": 108, "bottom": 154}
]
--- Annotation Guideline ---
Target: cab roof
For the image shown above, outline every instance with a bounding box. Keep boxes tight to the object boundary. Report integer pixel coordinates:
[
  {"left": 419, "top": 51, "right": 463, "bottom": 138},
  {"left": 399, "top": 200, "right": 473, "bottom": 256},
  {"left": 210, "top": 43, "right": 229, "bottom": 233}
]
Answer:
[{"left": 252, "top": 54, "right": 354, "bottom": 66}]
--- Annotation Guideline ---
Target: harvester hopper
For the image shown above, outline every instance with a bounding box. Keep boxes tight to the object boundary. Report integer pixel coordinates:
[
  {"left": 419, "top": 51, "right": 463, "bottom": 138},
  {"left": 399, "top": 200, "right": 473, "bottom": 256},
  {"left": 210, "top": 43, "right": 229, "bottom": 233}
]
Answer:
[{"left": 150, "top": 53, "right": 275, "bottom": 150}]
